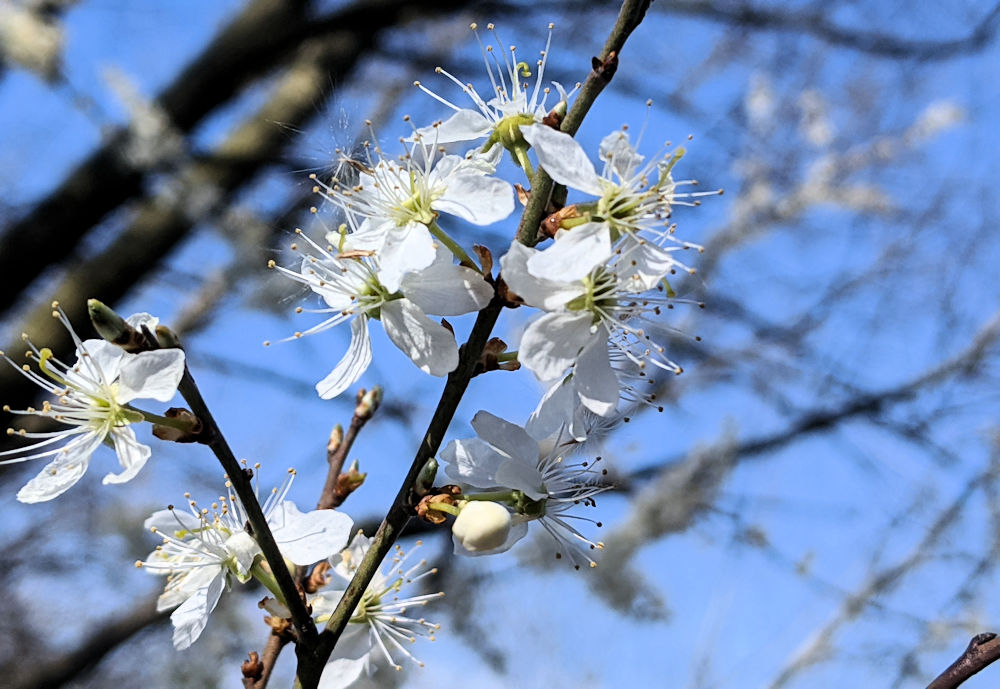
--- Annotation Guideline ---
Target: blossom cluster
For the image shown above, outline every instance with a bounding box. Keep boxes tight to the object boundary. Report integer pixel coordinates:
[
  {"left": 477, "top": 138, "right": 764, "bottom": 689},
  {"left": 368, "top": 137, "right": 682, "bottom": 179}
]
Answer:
[{"left": 0, "top": 21, "right": 711, "bottom": 689}]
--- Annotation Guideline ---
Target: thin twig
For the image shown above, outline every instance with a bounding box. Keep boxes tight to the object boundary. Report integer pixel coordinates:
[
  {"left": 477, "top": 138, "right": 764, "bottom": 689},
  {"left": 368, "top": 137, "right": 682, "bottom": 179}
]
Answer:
[
  {"left": 926, "top": 633, "right": 1000, "bottom": 689},
  {"left": 176, "top": 367, "right": 319, "bottom": 648}
]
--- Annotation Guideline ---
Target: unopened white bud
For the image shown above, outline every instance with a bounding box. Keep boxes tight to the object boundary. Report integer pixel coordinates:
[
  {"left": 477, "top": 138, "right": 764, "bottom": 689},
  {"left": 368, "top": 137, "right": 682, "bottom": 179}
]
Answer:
[{"left": 452, "top": 501, "right": 511, "bottom": 552}]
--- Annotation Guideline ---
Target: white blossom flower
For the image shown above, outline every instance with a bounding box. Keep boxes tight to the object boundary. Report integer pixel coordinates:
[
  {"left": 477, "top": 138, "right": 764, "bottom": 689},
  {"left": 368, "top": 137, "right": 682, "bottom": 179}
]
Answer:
[
  {"left": 413, "top": 22, "right": 572, "bottom": 168},
  {"left": 0, "top": 306, "right": 185, "bottom": 503},
  {"left": 312, "top": 534, "right": 443, "bottom": 688},
  {"left": 521, "top": 122, "right": 713, "bottom": 272},
  {"left": 272, "top": 235, "right": 493, "bottom": 400},
  {"left": 311, "top": 136, "right": 513, "bottom": 291},
  {"left": 440, "top": 411, "right": 607, "bottom": 568},
  {"left": 138, "top": 468, "right": 353, "bottom": 650},
  {"left": 501, "top": 222, "right": 686, "bottom": 419}
]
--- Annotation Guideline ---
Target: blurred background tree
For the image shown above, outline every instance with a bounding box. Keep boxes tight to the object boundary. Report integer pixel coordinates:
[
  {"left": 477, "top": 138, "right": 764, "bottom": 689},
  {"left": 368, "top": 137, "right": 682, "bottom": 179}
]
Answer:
[{"left": 1, "top": 0, "right": 999, "bottom": 687}]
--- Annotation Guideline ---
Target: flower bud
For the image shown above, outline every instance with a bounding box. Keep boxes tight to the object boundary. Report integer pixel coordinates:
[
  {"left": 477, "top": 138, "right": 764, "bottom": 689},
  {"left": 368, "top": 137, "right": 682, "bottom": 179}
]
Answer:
[{"left": 452, "top": 501, "right": 512, "bottom": 552}]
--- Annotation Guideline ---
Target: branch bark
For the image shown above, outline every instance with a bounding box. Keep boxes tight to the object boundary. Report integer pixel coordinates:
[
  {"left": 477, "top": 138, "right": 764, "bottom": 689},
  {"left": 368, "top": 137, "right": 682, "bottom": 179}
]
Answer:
[{"left": 927, "top": 634, "right": 1000, "bottom": 689}]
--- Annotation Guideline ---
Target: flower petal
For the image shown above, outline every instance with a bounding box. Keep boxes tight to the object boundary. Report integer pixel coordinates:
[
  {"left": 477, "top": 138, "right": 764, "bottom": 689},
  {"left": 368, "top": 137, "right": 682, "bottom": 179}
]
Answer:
[
  {"left": 574, "top": 338, "right": 619, "bottom": 417},
  {"left": 117, "top": 349, "right": 186, "bottom": 403},
  {"left": 614, "top": 238, "right": 676, "bottom": 292},
  {"left": 440, "top": 437, "right": 506, "bottom": 488},
  {"left": 316, "top": 317, "right": 372, "bottom": 400},
  {"left": 377, "top": 222, "right": 437, "bottom": 292},
  {"left": 170, "top": 569, "right": 226, "bottom": 650},
  {"left": 519, "top": 312, "right": 598, "bottom": 381},
  {"left": 527, "top": 377, "right": 587, "bottom": 443},
  {"left": 15, "top": 432, "right": 101, "bottom": 503},
  {"left": 521, "top": 124, "right": 603, "bottom": 195},
  {"left": 381, "top": 299, "right": 458, "bottom": 376},
  {"left": 499, "top": 240, "right": 586, "bottom": 310},
  {"left": 526, "top": 222, "right": 611, "bottom": 283},
  {"left": 470, "top": 411, "right": 539, "bottom": 468},
  {"left": 270, "top": 501, "right": 354, "bottom": 566},
  {"left": 434, "top": 172, "right": 514, "bottom": 225},
  {"left": 415, "top": 109, "right": 493, "bottom": 144},
  {"left": 401, "top": 250, "right": 493, "bottom": 316},
  {"left": 101, "top": 426, "right": 152, "bottom": 485}
]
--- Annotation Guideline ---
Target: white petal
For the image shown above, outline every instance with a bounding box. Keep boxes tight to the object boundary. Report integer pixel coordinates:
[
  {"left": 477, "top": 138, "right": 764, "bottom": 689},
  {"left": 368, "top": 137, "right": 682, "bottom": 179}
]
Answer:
[
  {"left": 270, "top": 502, "right": 354, "bottom": 566},
  {"left": 599, "top": 130, "right": 644, "bottom": 179},
  {"left": 519, "top": 312, "right": 598, "bottom": 381},
  {"left": 101, "top": 426, "right": 152, "bottom": 484},
  {"left": 470, "top": 411, "right": 539, "bottom": 467},
  {"left": 499, "top": 240, "right": 586, "bottom": 310},
  {"left": 527, "top": 377, "right": 586, "bottom": 442},
  {"left": 401, "top": 260, "right": 493, "bottom": 316},
  {"left": 440, "top": 437, "right": 506, "bottom": 488},
  {"left": 615, "top": 239, "right": 675, "bottom": 292},
  {"left": 145, "top": 508, "right": 202, "bottom": 534},
  {"left": 495, "top": 458, "right": 546, "bottom": 500},
  {"left": 521, "top": 124, "right": 603, "bottom": 195},
  {"left": 415, "top": 109, "right": 492, "bottom": 144},
  {"left": 125, "top": 312, "right": 160, "bottom": 331},
  {"left": 574, "top": 338, "right": 619, "bottom": 417},
  {"left": 156, "top": 564, "right": 222, "bottom": 612},
  {"left": 318, "top": 656, "right": 370, "bottom": 689},
  {"left": 223, "top": 531, "right": 261, "bottom": 580},
  {"left": 77, "top": 339, "right": 126, "bottom": 382},
  {"left": 378, "top": 222, "right": 437, "bottom": 292},
  {"left": 381, "top": 299, "right": 458, "bottom": 376},
  {"left": 116, "top": 349, "right": 186, "bottom": 402},
  {"left": 434, "top": 173, "right": 514, "bottom": 225},
  {"left": 15, "top": 432, "right": 101, "bottom": 503},
  {"left": 331, "top": 217, "right": 387, "bottom": 253},
  {"left": 526, "top": 222, "right": 611, "bottom": 282},
  {"left": 170, "top": 569, "right": 226, "bottom": 650},
  {"left": 316, "top": 317, "right": 372, "bottom": 400}
]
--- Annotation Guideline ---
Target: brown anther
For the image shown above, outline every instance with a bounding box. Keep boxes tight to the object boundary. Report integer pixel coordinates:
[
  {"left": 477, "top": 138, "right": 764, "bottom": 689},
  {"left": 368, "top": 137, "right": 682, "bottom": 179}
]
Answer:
[
  {"left": 440, "top": 318, "right": 454, "bottom": 336},
  {"left": 241, "top": 651, "right": 263, "bottom": 681},
  {"left": 540, "top": 204, "right": 582, "bottom": 238},
  {"left": 306, "top": 561, "right": 332, "bottom": 594}
]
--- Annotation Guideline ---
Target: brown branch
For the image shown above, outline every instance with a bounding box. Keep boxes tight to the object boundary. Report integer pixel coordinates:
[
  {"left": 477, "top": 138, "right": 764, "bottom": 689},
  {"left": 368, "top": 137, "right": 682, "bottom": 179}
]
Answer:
[
  {"left": 926, "top": 633, "right": 1000, "bottom": 689},
  {"left": 663, "top": 0, "right": 1000, "bottom": 61}
]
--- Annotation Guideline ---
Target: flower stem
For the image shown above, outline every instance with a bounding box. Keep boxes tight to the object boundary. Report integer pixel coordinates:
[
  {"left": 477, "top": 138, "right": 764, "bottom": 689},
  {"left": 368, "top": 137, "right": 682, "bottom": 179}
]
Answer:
[
  {"left": 426, "top": 502, "right": 461, "bottom": 516},
  {"left": 127, "top": 405, "right": 196, "bottom": 431},
  {"left": 428, "top": 221, "right": 479, "bottom": 272},
  {"left": 496, "top": 350, "right": 519, "bottom": 363},
  {"left": 251, "top": 560, "right": 287, "bottom": 605}
]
